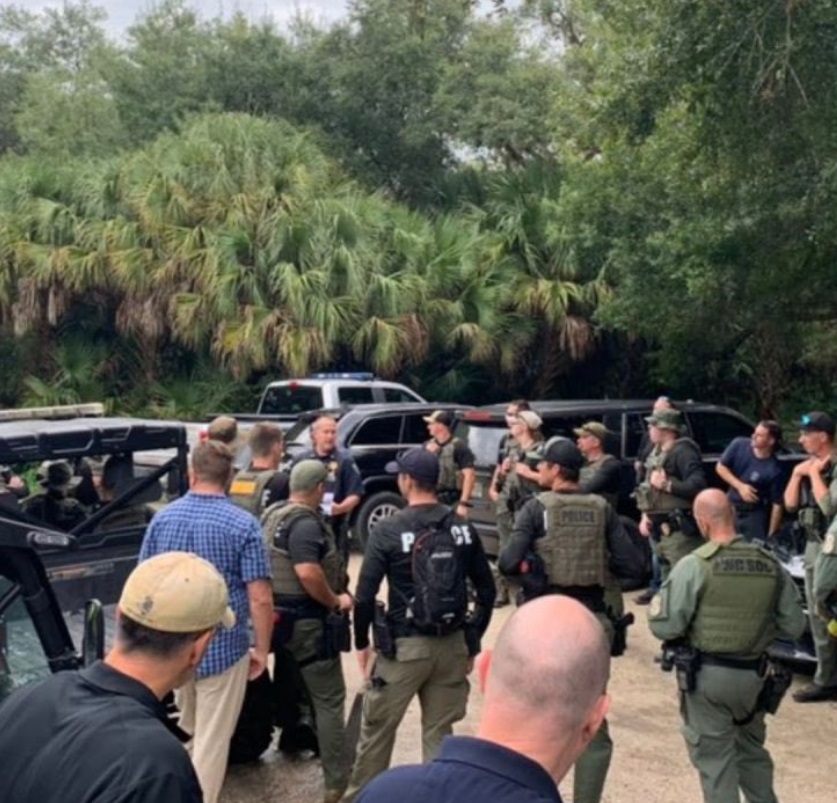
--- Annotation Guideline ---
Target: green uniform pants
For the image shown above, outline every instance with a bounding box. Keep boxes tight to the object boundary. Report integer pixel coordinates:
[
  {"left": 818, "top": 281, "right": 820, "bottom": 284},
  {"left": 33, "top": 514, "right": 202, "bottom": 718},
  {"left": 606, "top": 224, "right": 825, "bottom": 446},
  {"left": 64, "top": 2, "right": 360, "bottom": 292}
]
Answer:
[
  {"left": 287, "top": 619, "right": 348, "bottom": 795},
  {"left": 344, "top": 632, "right": 470, "bottom": 801},
  {"left": 494, "top": 506, "right": 513, "bottom": 603},
  {"left": 804, "top": 540, "right": 837, "bottom": 689},
  {"left": 656, "top": 527, "right": 703, "bottom": 583},
  {"left": 681, "top": 664, "right": 775, "bottom": 803}
]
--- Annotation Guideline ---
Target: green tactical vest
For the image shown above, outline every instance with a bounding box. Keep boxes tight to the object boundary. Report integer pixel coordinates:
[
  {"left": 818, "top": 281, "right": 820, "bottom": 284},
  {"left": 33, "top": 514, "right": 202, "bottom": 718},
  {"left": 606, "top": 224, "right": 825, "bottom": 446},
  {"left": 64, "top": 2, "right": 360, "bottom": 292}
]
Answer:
[
  {"left": 688, "top": 539, "right": 781, "bottom": 656},
  {"left": 534, "top": 492, "right": 608, "bottom": 588},
  {"left": 797, "top": 459, "right": 836, "bottom": 540},
  {"left": 261, "top": 502, "right": 343, "bottom": 598},
  {"left": 435, "top": 438, "right": 463, "bottom": 492},
  {"left": 502, "top": 439, "right": 543, "bottom": 509},
  {"left": 229, "top": 468, "right": 277, "bottom": 516},
  {"left": 579, "top": 455, "right": 619, "bottom": 509},
  {"left": 635, "top": 439, "right": 698, "bottom": 514}
]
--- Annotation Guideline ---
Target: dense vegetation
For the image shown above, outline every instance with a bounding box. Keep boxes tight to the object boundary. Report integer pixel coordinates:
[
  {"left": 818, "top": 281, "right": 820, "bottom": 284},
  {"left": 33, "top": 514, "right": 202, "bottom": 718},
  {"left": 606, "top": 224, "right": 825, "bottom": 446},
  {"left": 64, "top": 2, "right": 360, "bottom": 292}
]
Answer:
[{"left": 1, "top": 0, "right": 836, "bottom": 420}]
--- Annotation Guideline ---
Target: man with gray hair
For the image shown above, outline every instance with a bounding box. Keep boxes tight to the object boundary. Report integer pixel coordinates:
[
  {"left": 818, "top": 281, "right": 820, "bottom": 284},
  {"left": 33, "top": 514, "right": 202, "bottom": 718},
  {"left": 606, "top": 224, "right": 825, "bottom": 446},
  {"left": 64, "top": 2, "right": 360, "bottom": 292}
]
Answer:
[{"left": 355, "top": 596, "right": 611, "bottom": 802}]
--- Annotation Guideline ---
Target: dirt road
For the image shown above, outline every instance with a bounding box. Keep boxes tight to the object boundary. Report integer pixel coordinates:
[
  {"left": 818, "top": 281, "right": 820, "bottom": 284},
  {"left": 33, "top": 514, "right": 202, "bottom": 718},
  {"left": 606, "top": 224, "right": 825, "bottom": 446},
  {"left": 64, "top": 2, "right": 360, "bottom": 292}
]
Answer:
[{"left": 223, "top": 559, "right": 837, "bottom": 803}]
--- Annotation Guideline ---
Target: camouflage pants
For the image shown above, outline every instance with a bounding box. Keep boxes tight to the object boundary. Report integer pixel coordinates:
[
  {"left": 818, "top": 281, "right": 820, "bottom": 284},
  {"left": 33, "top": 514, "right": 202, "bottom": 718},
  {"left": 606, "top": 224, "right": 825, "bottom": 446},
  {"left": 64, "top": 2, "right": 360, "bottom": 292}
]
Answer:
[{"left": 343, "top": 632, "right": 470, "bottom": 801}]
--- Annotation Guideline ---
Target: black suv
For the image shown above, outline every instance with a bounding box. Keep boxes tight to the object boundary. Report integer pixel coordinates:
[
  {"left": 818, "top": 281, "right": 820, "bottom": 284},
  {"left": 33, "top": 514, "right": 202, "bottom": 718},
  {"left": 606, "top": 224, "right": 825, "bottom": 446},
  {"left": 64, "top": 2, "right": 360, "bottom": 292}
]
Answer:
[
  {"left": 282, "top": 402, "right": 466, "bottom": 547},
  {"left": 0, "top": 410, "right": 189, "bottom": 611}
]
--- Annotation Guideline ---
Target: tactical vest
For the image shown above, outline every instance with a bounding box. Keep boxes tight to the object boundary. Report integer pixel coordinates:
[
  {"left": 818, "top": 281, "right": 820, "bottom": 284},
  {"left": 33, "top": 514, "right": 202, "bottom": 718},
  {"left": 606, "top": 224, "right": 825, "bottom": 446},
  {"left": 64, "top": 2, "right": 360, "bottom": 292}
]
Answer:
[
  {"left": 579, "top": 455, "right": 619, "bottom": 509},
  {"left": 534, "top": 492, "right": 608, "bottom": 588},
  {"left": 261, "top": 502, "right": 343, "bottom": 598},
  {"left": 230, "top": 468, "right": 278, "bottom": 516},
  {"left": 502, "top": 440, "right": 543, "bottom": 510},
  {"left": 435, "top": 438, "right": 462, "bottom": 492},
  {"left": 689, "top": 539, "right": 781, "bottom": 656},
  {"left": 635, "top": 439, "right": 699, "bottom": 514},
  {"left": 797, "top": 458, "right": 836, "bottom": 541}
]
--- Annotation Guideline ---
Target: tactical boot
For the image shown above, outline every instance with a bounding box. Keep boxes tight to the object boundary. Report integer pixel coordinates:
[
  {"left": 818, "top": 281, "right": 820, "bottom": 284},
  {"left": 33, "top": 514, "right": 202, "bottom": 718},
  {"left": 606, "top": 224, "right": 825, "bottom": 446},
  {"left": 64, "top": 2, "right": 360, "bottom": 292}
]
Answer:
[
  {"left": 634, "top": 589, "right": 655, "bottom": 605},
  {"left": 792, "top": 683, "right": 837, "bottom": 703}
]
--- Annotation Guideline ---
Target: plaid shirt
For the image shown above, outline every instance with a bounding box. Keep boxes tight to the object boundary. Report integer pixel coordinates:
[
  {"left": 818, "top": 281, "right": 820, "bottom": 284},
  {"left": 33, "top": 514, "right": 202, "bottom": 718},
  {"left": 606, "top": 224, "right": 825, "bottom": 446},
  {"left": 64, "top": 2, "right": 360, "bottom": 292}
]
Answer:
[{"left": 139, "top": 492, "right": 271, "bottom": 679}]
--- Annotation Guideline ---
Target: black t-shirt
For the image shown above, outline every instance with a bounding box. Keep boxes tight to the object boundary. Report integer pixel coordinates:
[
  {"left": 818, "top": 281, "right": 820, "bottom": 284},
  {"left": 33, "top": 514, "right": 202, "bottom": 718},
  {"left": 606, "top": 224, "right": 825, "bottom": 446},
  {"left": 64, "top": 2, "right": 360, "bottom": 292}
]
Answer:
[
  {"left": 353, "top": 503, "right": 495, "bottom": 649},
  {"left": 0, "top": 661, "right": 202, "bottom": 803},
  {"left": 262, "top": 471, "right": 290, "bottom": 510},
  {"left": 282, "top": 511, "right": 330, "bottom": 566}
]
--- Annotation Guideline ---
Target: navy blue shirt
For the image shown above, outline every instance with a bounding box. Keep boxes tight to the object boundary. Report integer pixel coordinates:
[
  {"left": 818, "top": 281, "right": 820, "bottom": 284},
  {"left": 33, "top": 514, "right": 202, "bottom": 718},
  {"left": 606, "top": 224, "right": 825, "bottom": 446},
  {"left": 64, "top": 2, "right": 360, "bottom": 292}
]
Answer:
[
  {"left": 356, "top": 735, "right": 562, "bottom": 802},
  {"left": 719, "top": 437, "right": 786, "bottom": 506},
  {"left": 0, "top": 661, "right": 202, "bottom": 803}
]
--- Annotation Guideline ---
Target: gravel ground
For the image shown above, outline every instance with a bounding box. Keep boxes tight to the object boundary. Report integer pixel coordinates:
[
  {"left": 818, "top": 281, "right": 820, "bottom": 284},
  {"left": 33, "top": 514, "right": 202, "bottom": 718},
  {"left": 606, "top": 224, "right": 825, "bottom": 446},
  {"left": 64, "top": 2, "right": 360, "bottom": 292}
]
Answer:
[{"left": 222, "top": 556, "right": 837, "bottom": 803}]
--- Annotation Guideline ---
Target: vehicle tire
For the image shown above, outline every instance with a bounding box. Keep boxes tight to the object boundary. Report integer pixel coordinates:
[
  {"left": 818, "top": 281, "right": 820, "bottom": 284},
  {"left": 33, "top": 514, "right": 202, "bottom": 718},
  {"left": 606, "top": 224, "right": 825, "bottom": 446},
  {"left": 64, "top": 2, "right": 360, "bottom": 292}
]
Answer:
[
  {"left": 354, "top": 491, "right": 405, "bottom": 551},
  {"left": 617, "top": 516, "right": 652, "bottom": 592},
  {"left": 228, "top": 669, "right": 274, "bottom": 764}
]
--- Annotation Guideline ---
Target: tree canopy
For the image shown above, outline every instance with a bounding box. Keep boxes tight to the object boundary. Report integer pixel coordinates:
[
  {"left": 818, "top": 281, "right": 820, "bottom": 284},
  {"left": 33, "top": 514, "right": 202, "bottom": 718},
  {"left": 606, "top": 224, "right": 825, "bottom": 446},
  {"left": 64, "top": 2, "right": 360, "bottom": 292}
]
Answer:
[{"left": 1, "top": 0, "right": 835, "bottom": 419}]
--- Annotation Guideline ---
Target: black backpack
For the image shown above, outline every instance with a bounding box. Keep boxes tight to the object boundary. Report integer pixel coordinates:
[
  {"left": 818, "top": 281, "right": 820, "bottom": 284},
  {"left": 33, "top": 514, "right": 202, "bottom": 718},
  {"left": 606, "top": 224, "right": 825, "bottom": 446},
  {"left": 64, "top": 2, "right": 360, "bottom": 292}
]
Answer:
[{"left": 409, "top": 513, "right": 468, "bottom": 635}]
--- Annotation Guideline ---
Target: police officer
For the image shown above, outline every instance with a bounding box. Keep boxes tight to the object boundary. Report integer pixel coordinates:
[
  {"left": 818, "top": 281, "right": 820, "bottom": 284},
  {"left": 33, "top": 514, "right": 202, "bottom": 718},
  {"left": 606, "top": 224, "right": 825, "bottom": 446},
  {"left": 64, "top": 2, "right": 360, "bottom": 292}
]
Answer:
[
  {"left": 648, "top": 489, "right": 805, "bottom": 803},
  {"left": 344, "top": 448, "right": 495, "bottom": 801},
  {"left": 294, "top": 415, "right": 363, "bottom": 561},
  {"left": 22, "top": 461, "right": 86, "bottom": 530},
  {"left": 498, "top": 438, "right": 632, "bottom": 803},
  {"left": 636, "top": 409, "right": 707, "bottom": 585},
  {"left": 230, "top": 423, "right": 288, "bottom": 516},
  {"left": 489, "top": 405, "right": 543, "bottom": 606},
  {"left": 262, "top": 460, "right": 353, "bottom": 803},
  {"left": 783, "top": 410, "right": 837, "bottom": 702},
  {"left": 423, "top": 410, "right": 476, "bottom": 517},
  {"left": 814, "top": 514, "right": 837, "bottom": 643}
]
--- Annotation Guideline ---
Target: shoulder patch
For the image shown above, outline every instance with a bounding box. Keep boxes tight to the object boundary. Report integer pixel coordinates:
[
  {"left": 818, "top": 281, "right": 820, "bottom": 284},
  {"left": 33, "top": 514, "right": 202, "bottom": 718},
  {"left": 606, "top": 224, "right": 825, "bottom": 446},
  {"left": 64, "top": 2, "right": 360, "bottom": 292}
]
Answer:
[
  {"left": 824, "top": 532, "right": 836, "bottom": 555},
  {"left": 649, "top": 594, "right": 663, "bottom": 617}
]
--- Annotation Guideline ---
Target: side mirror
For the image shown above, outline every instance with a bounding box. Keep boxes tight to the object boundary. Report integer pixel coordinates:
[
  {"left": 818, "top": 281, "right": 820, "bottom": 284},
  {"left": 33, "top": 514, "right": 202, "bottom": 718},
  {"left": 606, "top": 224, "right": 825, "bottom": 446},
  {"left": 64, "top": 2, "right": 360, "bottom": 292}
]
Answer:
[{"left": 82, "top": 599, "right": 104, "bottom": 666}]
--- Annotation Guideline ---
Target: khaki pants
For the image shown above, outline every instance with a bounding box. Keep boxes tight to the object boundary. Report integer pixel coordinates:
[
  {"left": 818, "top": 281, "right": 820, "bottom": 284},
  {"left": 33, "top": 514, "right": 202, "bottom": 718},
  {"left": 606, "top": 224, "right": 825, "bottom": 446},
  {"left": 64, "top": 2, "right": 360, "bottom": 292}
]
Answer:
[
  {"left": 343, "top": 632, "right": 470, "bottom": 801},
  {"left": 176, "top": 652, "right": 250, "bottom": 803},
  {"left": 287, "top": 618, "right": 348, "bottom": 794}
]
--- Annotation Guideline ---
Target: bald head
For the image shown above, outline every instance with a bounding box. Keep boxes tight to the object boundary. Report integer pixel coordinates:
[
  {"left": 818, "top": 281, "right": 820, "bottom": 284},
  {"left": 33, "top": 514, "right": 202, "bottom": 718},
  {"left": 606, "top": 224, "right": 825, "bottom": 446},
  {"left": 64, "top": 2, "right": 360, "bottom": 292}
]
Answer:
[
  {"left": 693, "top": 488, "right": 736, "bottom": 541},
  {"left": 483, "top": 596, "right": 610, "bottom": 731}
]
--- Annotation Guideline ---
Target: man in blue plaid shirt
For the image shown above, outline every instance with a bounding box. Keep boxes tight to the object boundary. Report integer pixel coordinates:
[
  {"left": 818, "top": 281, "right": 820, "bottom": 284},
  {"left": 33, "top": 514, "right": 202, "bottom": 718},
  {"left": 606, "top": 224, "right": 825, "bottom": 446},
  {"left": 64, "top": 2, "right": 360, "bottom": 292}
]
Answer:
[{"left": 140, "top": 439, "right": 273, "bottom": 803}]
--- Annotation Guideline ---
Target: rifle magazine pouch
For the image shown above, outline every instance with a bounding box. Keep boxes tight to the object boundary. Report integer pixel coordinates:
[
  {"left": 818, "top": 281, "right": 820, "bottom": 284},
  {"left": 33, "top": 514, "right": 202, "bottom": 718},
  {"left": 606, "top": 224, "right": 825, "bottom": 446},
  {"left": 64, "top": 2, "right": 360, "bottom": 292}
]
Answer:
[{"left": 320, "top": 613, "right": 351, "bottom": 659}]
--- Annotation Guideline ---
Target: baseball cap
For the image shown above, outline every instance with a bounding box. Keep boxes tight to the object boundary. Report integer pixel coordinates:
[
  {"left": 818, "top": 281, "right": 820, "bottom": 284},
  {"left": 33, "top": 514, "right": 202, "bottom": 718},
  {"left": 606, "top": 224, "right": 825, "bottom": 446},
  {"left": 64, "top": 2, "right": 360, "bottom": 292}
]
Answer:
[
  {"left": 799, "top": 412, "right": 835, "bottom": 436},
  {"left": 527, "top": 437, "right": 584, "bottom": 471},
  {"left": 422, "top": 410, "right": 455, "bottom": 428},
  {"left": 290, "top": 459, "right": 329, "bottom": 493},
  {"left": 385, "top": 448, "right": 440, "bottom": 486},
  {"left": 517, "top": 410, "right": 543, "bottom": 430},
  {"left": 644, "top": 410, "right": 684, "bottom": 432},
  {"left": 38, "top": 460, "right": 81, "bottom": 491},
  {"left": 573, "top": 421, "right": 610, "bottom": 441},
  {"left": 120, "top": 552, "right": 235, "bottom": 633}
]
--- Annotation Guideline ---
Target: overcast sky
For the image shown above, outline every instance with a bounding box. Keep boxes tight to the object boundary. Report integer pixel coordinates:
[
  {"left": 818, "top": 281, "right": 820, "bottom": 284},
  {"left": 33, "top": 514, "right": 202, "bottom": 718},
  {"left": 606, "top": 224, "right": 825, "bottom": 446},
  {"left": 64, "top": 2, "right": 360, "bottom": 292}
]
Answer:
[{"left": 12, "top": 1, "right": 350, "bottom": 34}]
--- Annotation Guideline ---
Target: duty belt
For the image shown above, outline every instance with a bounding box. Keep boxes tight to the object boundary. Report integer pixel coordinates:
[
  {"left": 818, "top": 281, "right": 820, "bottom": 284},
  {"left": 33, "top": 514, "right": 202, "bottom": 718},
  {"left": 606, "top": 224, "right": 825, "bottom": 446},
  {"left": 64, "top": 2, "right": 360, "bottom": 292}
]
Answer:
[
  {"left": 272, "top": 594, "right": 327, "bottom": 620},
  {"left": 733, "top": 502, "right": 768, "bottom": 513},
  {"left": 700, "top": 652, "right": 767, "bottom": 674}
]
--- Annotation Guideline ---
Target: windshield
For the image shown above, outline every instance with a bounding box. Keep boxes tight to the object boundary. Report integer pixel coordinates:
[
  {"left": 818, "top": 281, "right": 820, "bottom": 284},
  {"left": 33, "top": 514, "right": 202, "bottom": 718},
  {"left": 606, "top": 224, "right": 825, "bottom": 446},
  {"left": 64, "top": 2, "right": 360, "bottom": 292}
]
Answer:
[
  {"left": 0, "top": 575, "right": 52, "bottom": 702},
  {"left": 260, "top": 385, "right": 324, "bottom": 416},
  {"left": 457, "top": 422, "right": 506, "bottom": 469}
]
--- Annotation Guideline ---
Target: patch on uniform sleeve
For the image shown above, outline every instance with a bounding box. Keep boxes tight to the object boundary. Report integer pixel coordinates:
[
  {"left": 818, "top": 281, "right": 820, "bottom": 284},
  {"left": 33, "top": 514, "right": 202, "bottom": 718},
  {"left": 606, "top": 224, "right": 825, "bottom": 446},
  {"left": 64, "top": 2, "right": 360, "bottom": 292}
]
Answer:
[
  {"left": 649, "top": 593, "right": 664, "bottom": 618},
  {"left": 824, "top": 533, "right": 837, "bottom": 555}
]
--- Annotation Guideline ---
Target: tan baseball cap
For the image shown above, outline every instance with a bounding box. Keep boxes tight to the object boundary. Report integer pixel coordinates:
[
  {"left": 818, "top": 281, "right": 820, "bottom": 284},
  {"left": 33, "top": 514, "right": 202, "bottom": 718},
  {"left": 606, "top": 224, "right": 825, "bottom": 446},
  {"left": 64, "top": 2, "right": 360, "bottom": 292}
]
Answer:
[
  {"left": 120, "top": 552, "right": 235, "bottom": 633},
  {"left": 573, "top": 421, "right": 610, "bottom": 442},
  {"left": 290, "top": 459, "right": 329, "bottom": 493}
]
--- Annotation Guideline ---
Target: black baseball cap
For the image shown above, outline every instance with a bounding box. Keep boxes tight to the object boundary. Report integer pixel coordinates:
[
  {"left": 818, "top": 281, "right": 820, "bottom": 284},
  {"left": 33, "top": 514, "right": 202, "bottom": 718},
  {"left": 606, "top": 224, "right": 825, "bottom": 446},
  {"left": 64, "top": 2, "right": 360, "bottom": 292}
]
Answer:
[
  {"left": 385, "top": 448, "right": 440, "bottom": 486},
  {"left": 527, "top": 438, "right": 584, "bottom": 471},
  {"left": 799, "top": 411, "right": 835, "bottom": 436}
]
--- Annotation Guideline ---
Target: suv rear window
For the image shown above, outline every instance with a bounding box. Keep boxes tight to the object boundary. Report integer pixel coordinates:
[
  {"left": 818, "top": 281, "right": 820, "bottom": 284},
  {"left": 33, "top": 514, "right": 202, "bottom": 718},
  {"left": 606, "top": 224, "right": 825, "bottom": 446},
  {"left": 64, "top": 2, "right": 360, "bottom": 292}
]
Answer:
[
  {"left": 260, "top": 385, "right": 323, "bottom": 416},
  {"left": 349, "top": 416, "right": 402, "bottom": 446},
  {"left": 460, "top": 422, "right": 506, "bottom": 468},
  {"left": 686, "top": 412, "right": 752, "bottom": 455},
  {"left": 338, "top": 387, "right": 375, "bottom": 405}
]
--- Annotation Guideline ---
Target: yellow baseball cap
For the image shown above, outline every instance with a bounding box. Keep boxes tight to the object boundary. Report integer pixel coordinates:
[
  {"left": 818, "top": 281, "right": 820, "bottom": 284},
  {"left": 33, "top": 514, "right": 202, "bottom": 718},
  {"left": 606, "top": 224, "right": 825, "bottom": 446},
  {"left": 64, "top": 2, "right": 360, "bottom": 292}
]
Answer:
[{"left": 119, "top": 552, "right": 236, "bottom": 633}]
